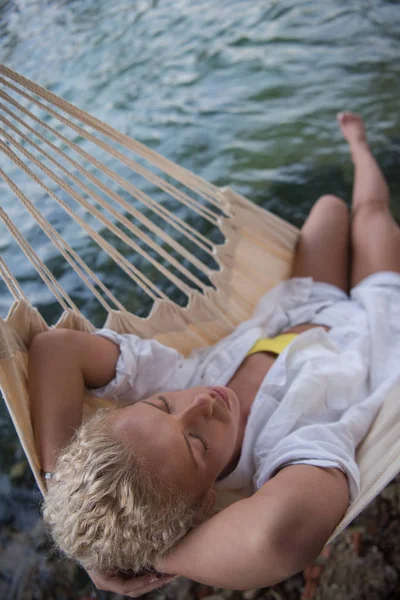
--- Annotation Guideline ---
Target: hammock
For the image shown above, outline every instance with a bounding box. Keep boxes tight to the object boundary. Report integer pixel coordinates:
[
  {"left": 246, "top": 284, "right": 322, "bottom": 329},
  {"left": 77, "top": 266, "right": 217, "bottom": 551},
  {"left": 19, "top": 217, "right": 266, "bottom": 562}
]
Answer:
[{"left": 0, "top": 64, "right": 399, "bottom": 546}]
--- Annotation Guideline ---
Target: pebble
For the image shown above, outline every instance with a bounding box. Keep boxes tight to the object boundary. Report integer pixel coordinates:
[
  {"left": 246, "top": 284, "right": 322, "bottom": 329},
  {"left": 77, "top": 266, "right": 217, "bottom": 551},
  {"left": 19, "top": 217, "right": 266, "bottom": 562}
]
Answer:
[{"left": 243, "top": 590, "right": 258, "bottom": 599}]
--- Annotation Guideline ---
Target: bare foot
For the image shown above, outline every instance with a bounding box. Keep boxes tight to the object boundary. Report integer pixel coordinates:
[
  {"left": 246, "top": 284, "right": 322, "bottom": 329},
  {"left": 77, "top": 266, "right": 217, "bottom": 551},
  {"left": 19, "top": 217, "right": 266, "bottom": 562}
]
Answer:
[{"left": 337, "top": 111, "right": 367, "bottom": 147}]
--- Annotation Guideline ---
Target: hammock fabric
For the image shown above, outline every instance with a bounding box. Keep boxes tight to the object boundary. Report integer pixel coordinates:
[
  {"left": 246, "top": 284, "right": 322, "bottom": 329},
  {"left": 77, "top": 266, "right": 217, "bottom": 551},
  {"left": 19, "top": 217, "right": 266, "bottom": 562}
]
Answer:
[{"left": 0, "top": 64, "right": 399, "bottom": 546}]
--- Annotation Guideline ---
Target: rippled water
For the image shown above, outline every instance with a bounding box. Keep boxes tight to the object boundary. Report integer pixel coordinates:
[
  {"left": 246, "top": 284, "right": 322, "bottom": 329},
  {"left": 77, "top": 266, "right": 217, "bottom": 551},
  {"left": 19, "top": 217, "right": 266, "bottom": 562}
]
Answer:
[{"left": 0, "top": 0, "right": 399, "bottom": 472}]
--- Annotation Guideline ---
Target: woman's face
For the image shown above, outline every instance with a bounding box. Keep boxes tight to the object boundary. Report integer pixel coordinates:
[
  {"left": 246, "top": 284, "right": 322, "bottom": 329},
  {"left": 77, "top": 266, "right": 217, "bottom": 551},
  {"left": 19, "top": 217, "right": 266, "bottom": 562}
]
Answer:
[{"left": 110, "top": 386, "right": 241, "bottom": 500}]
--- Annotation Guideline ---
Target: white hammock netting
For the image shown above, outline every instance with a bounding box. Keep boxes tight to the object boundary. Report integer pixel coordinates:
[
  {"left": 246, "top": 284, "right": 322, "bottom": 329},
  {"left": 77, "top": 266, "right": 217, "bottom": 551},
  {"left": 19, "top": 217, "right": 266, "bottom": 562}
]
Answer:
[{"left": 0, "top": 64, "right": 399, "bottom": 545}]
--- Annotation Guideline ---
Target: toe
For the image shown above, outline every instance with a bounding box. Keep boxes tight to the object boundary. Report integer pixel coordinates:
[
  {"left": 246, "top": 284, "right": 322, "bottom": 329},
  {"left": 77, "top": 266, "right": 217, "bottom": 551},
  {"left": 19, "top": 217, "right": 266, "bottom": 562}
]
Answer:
[{"left": 337, "top": 111, "right": 351, "bottom": 124}]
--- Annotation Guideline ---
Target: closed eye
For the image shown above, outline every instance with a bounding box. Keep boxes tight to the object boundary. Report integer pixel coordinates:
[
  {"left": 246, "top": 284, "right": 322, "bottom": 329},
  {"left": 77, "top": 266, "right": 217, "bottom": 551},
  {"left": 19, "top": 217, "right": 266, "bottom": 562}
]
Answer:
[
  {"left": 139, "top": 396, "right": 205, "bottom": 467},
  {"left": 189, "top": 433, "right": 210, "bottom": 451},
  {"left": 158, "top": 395, "right": 171, "bottom": 413},
  {"left": 158, "top": 395, "right": 210, "bottom": 452}
]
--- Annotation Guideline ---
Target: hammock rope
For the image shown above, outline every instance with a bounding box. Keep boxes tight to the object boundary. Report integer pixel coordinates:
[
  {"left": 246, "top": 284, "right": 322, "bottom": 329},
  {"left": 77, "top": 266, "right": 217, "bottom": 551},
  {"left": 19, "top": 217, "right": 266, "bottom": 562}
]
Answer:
[
  {"left": 0, "top": 132, "right": 206, "bottom": 297},
  {"left": 0, "top": 64, "right": 398, "bottom": 549},
  {"left": 0, "top": 70, "right": 223, "bottom": 215},
  {"left": 0, "top": 202, "right": 80, "bottom": 312},
  {"left": 0, "top": 99, "right": 216, "bottom": 256},
  {"left": 0, "top": 139, "right": 174, "bottom": 300},
  {"left": 0, "top": 87, "right": 220, "bottom": 247},
  {"left": 0, "top": 167, "right": 126, "bottom": 311},
  {"left": 0, "top": 255, "right": 28, "bottom": 302},
  {"left": 0, "top": 63, "right": 221, "bottom": 202}
]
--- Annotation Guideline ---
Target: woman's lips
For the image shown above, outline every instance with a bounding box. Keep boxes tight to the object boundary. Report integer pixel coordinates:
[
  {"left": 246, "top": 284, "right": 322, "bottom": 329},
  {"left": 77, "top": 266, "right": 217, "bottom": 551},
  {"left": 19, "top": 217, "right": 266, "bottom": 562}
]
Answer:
[{"left": 212, "top": 387, "right": 230, "bottom": 410}]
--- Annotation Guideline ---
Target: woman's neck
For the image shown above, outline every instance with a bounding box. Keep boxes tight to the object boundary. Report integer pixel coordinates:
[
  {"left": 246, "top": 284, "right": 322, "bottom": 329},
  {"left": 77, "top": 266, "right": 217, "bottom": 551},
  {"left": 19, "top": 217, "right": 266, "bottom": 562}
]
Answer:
[{"left": 217, "top": 352, "right": 278, "bottom": 480}]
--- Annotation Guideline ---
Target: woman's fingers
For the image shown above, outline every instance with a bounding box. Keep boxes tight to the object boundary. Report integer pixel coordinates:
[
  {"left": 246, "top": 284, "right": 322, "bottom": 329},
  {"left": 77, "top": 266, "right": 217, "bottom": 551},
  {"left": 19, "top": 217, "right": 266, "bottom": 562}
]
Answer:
[
  {"left": 87, "top": 569, "right": 177, "bottom": 597},
  {"left": 88, "top": 569, "right": 150, "bottom": 594},
  {"left": 125, "top": 574, "right": 178, "bottom": 597}
]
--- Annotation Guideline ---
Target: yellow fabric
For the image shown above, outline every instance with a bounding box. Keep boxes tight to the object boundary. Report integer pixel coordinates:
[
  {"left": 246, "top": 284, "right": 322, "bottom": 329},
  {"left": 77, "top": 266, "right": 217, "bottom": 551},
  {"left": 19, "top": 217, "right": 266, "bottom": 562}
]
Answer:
[{"left": 246, "top": 333, "right": 298, "bottom": 357}]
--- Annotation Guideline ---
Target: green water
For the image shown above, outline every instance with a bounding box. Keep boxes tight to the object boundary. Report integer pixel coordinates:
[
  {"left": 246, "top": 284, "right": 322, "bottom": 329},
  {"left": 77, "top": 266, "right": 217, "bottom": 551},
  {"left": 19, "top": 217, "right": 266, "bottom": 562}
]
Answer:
[{"left": 0, "top": 0, "right": 399, "bottom": 476}]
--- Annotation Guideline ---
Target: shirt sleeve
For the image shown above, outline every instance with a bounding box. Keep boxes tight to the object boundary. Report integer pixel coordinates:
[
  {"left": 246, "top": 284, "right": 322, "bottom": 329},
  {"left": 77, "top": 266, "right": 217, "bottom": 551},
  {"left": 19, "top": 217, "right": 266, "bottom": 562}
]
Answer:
[
  {"left": 254, "top": 421, "right": 360, "bottom": 503},
  {"left": 87, "top": 328, "right": 185, "bottom": 406}
]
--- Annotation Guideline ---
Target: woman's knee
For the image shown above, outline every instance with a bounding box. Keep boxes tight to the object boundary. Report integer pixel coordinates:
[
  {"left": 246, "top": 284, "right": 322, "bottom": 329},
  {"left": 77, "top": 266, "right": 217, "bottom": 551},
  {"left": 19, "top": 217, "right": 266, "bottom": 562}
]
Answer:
[
  {"left": 313, "top": 194, "right": 349, "bottom": 216},
  {"left": 351, "top": 198, "right": 391, "bottom": 221},
  {"left": 302, "top": 195, "right": 349, "bottom": 233},
  {"left": 29, "top": 328, "right": 83, "bottom": 354}
]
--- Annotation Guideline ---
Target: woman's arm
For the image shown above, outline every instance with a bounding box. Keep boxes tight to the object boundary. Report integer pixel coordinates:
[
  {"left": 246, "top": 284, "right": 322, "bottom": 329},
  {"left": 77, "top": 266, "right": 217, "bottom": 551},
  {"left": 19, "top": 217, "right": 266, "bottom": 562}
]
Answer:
[
  {"left": 87, "top": 465, "right": 348, "bottom": 595},
  {"left": 156, "top": 465, "right": 349, "bottom": 590},
  {"left": 29, "top": 328, "right": 120, "bottom": 474}
]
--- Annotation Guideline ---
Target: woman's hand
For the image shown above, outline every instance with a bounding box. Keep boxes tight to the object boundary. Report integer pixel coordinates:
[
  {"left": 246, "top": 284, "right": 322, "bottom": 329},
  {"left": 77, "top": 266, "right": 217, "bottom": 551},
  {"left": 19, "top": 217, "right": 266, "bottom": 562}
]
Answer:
[{"left": 87, "top": 568, "right": 177, "bottom": 597}]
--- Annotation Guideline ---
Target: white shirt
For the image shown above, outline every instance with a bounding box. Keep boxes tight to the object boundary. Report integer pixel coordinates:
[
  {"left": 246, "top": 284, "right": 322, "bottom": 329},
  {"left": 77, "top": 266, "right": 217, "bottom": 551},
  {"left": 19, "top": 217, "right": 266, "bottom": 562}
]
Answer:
[{"left": 90, "top": 272, "right": 400, "bottom": 503}]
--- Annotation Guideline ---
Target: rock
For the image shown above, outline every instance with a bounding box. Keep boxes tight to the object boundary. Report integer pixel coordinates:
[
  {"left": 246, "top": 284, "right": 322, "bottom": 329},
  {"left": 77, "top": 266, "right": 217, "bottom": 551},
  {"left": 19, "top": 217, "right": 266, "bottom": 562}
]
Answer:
[
  {"left": 243, "top": 590, "right": 258, "bottom": 599},
  {"left": 0, "top": 519, "right": 77, "bottom": 600},
  {"left": 0, "top": 493, "right": 13, "bottom": 527},
  {"left": 164, "top": 576, "right": 194, "bottom": 600},
  {"left": 0, "top": 477, "right": 41, "bottom": 533},
  {"left": 0, "top": 476, "right": 13, "bottom": 527},
  {"left": 196, "top": 584, "right": 215, "bottom": 599},
  {"left": 9, "top": 461, "right": 29, "bottom": 481}
]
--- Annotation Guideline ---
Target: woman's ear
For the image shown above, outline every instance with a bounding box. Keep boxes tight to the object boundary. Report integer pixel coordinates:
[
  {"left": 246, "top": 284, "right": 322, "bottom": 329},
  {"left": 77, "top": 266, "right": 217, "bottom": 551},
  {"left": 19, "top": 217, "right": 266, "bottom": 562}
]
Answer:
[{"left": 194, "top": 488, "right": 216, "bottom": 525}]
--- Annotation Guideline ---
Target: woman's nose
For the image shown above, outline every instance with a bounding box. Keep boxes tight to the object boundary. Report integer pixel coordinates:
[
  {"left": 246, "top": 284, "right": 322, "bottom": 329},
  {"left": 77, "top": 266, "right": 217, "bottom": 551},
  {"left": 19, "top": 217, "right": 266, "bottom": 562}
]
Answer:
[{"left": 180, "top": 393, "right": 214, "bottom": 422}]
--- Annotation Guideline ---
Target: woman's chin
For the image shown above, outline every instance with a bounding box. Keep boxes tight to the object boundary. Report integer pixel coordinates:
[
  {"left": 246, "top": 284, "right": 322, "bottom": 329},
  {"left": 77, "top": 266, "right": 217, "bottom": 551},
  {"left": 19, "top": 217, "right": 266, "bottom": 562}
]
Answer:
[{"left": 224, "top": 386, "right": 240, "bottom": 413}]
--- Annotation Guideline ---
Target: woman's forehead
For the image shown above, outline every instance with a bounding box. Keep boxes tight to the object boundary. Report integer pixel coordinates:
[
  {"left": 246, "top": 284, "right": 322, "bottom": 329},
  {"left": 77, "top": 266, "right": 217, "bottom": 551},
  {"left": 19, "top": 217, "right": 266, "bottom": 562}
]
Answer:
[{"left": 111, "top": 402, "right": 195, "bottom": 484}]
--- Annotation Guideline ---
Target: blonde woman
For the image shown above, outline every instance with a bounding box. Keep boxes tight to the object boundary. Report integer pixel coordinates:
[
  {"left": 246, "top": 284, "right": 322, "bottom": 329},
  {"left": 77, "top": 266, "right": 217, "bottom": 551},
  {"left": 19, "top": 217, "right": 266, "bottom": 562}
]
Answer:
[{"left": 30, "top": 113, "right": 400, "bottom": 595}]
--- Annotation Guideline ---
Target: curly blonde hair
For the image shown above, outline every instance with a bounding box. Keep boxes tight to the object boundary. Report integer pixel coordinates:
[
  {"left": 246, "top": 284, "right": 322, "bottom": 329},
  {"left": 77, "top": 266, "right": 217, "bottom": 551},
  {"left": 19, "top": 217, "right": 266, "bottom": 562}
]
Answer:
[{"left": 42, "top": 407, "right": 203, "bottom": 574}]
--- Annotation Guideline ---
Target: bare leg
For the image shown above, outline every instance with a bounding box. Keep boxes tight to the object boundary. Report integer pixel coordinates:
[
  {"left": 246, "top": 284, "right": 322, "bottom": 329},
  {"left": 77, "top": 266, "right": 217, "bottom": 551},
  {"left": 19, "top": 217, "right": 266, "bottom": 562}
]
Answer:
[
  {"left": 291, "top": 194, "right": 350, "bottom": 293},
  {"left": 337, "top": 111, "right": 400, "bottom": 287}
]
